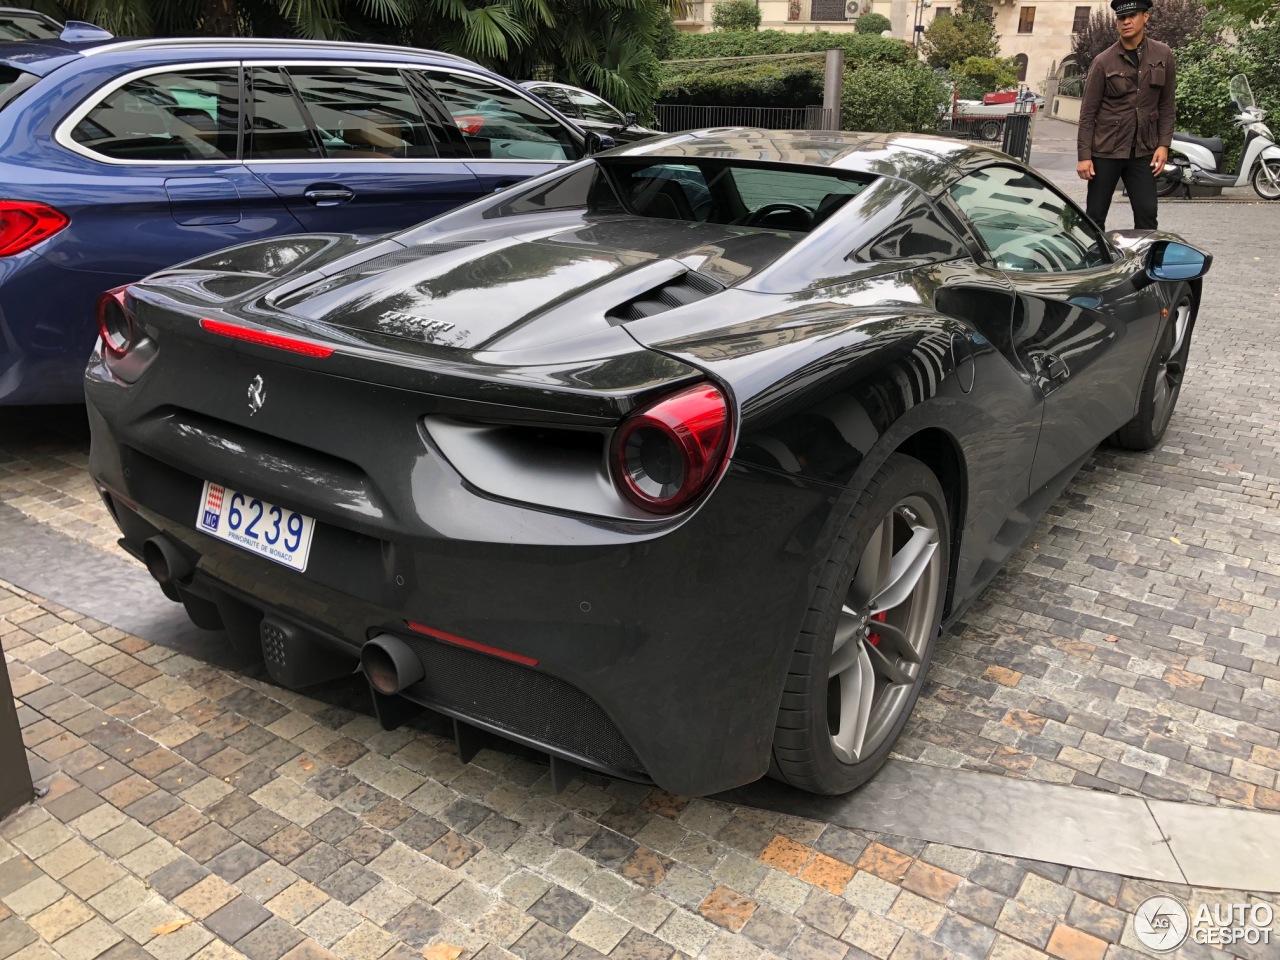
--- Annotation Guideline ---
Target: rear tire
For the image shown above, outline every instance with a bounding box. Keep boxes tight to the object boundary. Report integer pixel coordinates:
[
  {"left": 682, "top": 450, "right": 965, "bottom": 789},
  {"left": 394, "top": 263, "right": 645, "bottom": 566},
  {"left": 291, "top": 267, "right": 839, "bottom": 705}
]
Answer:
[
  {"left": 771, "top": 454, "right": 950, "bottom": 795},
  {"left": 1252, "top": 159, "right": 1280, "bottom": 200},
  {"left": 979, "top": 120, "right": 1002, "bottom": 141},
  {"left": 1110, "top": 283, "right": 1194, "bottom": 451},
  {"left": 1155, "top": 175, "right": 1181, "bottom": 198}
]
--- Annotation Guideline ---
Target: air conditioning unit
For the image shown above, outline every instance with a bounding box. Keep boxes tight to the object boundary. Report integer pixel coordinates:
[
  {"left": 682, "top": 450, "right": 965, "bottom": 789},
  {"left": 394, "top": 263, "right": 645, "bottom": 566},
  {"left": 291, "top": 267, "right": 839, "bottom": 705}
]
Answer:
[{"left": 846, "top": 0, "right": 860, "bottom": 16}]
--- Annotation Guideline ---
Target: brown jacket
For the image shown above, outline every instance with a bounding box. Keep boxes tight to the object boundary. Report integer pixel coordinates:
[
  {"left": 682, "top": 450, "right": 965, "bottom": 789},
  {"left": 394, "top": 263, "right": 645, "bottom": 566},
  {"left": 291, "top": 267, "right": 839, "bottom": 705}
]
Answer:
[{"left": 1077, "top": 38, "right": 1176, "bottom": 161}]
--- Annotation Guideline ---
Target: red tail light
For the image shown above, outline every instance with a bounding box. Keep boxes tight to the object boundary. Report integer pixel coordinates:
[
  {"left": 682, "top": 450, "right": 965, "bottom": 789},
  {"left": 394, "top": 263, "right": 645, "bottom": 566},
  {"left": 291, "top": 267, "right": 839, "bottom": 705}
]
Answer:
[
  {"left": 0, "top": 200, "right": 69, "bottom": 257},
  {"left": 96, "top": 285, "right": 135, "bottom": 358},
  {"left": 200, "top": 318, "right": 334, "bottom": 358},
  {"left": 453, "top": 114, "right": 485, "bottom": 135},
  {"left": 611, "top": 383, "right": 731, "bottom": 514}
]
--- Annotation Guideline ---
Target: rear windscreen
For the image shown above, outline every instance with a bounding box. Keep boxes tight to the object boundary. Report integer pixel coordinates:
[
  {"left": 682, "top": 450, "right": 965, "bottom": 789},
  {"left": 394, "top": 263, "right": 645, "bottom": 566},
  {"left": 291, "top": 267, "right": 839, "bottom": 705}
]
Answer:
[{"left": 0, "top": 66, "right": 37, "bottom": 112}]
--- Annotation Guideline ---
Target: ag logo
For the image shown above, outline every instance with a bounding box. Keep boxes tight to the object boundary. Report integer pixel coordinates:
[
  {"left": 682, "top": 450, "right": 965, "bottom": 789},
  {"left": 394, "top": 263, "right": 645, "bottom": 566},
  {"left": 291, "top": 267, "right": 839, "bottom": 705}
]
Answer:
[{"left": 1134, "top": 895, "right": 1190, "bottom": 952}]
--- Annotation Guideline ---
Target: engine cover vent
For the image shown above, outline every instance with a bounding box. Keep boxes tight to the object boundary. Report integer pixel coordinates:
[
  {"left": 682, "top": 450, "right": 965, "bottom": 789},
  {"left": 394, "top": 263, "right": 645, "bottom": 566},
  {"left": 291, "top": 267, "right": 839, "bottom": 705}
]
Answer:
[{"left": 606, "top": 270, "right": 724, "bottom": 323}]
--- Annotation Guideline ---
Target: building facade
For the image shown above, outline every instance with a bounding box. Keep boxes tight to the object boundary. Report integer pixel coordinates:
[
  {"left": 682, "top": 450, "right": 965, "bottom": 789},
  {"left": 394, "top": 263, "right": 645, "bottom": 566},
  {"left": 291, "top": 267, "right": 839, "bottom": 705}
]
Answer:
[{"left": 676, "top": 0, "right": 1094, "bottom": 87}]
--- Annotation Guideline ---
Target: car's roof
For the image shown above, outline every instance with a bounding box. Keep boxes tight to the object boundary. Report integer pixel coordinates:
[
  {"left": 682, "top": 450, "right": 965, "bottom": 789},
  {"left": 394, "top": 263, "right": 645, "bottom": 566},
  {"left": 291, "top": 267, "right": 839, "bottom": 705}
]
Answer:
[
  {"left": 0, "top": 34, "right": 481, "bottom": 70},
  {"left": 606, "top": 128, "right": 1007, "bottom": 193}
]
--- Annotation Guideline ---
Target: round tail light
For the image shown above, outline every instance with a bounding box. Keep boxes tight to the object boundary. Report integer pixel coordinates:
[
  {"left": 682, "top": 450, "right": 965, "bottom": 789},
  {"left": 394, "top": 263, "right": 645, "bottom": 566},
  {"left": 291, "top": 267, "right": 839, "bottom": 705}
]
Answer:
[
  {"left": 611, "top": 383, "right": 731, "bottom": 514},
  {"left": 96, "top": 285, "right": 135, "bottom": 358}
]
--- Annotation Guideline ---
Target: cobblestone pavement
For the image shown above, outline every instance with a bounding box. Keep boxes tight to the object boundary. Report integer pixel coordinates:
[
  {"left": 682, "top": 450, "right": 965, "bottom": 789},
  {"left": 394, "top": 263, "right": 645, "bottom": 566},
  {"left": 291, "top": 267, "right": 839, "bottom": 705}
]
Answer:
[{"left": 4, "top": 580, "right": 1277, "bottom": 960}]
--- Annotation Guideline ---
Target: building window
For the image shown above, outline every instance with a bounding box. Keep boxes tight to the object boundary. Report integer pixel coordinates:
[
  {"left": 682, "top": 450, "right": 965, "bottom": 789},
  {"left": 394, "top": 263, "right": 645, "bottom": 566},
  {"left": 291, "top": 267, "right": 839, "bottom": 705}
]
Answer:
[
  {"left": 1072, "top": 5, "right": 1090, "bottom": 33},
  {"left": 1014, "top": 53, "right": 1029, "bottom": 82},
  {"left": 1018, "top": 6, "right": 1035, "bottom": 32},
  {"left": 934, "top": 5, "right": 952, "bottom": 15}
]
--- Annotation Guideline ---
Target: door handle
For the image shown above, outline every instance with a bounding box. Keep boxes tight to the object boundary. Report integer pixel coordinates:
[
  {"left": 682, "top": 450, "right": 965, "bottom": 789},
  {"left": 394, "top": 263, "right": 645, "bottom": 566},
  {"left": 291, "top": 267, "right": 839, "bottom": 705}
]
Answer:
[
  {"left": 490, "top": 179, "right": 521, "bottom": 193},
  {"left": 1043, "top": 353, "right": 1070, "bottom": 380},
  {"left": 303, "top": 186, "right": 354, "bottom": 207}
]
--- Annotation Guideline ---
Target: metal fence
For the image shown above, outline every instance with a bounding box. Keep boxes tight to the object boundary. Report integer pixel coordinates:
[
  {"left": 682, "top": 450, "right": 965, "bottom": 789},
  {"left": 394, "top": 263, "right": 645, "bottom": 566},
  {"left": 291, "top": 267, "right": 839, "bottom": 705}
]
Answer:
[
  {"left": 935, "top": 103, "right": 1036, "bottom": 163},
  {"left": 655, "top": 104, "right": 838, "bottom": 132},
  {"left": 653, "top": 103, "right": 1034, "bottom": 162}
]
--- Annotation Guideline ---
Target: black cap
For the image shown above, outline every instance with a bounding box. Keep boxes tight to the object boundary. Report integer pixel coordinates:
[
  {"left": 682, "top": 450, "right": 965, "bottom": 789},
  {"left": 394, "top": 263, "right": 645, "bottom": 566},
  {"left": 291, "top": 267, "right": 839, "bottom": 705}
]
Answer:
[{"left": 1111, "top": 0, "right": 1151, "bottom": 14}]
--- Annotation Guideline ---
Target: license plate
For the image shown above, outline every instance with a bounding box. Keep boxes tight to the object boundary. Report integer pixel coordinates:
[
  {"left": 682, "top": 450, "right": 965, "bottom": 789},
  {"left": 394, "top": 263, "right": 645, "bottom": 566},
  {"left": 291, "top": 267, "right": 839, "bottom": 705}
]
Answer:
[{"left": 196, "top": 481, "right": 316, "bottom": 572}]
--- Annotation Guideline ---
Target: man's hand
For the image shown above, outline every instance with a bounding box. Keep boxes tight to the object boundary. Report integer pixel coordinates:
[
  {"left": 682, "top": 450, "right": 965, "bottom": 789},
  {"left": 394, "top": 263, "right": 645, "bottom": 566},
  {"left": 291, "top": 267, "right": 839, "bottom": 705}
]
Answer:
[
  {"left": 1151, "top": 147, "right": 1168, "bottom": 175},
  {"left": 1077, "top": 160, "right": 1096, "bottom": 180}
]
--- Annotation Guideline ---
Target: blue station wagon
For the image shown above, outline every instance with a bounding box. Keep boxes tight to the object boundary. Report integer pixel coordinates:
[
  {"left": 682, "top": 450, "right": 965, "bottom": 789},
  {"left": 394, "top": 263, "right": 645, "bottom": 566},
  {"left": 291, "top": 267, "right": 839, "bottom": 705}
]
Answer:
[{"left": 0, "top": 30, "right": 594, "bottom": 404}]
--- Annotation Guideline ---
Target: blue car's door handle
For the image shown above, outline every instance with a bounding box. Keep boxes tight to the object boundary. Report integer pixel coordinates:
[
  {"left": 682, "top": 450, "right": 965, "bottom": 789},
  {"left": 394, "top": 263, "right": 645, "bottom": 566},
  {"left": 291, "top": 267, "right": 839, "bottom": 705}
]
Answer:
[{"left": 304, "top": 186, "right": 354, "bottom": 206}]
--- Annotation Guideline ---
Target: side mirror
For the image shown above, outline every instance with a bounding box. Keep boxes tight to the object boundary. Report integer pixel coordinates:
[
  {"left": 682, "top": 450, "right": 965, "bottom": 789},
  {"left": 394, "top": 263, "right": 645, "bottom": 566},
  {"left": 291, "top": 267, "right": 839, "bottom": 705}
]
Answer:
[
  {"left": 1147, "top": 240, "right": 1212, "bottom": 281},
  {"left": 623, "top": 112, "right": 637, "bottom": 128},
  {"left": 584, "top": 131, "right": 616, "bottom": 155}
]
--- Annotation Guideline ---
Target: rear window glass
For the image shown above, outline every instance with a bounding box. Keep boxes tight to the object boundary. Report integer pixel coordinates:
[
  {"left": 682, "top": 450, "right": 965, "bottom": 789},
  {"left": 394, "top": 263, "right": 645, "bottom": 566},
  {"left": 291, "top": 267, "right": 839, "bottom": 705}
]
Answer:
[
  {"left": 600, "top": 159, "right": 872, "bottom": 234},
  {"left": 0, "top": 66, "right": 36, "bottom": 112},
  {"left": 71, "top": 68, "right": 240, "bottom": 161}
]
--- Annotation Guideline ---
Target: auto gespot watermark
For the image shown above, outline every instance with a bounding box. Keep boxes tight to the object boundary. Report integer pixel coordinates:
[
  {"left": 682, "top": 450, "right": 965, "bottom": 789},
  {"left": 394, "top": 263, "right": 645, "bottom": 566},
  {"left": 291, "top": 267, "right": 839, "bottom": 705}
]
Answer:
[{"left": 1133, "top": 895, "right": 1274, "bottom": 951}]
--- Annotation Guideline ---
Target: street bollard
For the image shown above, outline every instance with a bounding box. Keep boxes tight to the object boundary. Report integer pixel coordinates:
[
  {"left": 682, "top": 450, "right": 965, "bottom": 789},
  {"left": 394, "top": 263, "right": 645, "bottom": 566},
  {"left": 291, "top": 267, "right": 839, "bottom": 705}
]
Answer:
[{"left": 0, "top": 661, "right": 35, "bottom": 819}]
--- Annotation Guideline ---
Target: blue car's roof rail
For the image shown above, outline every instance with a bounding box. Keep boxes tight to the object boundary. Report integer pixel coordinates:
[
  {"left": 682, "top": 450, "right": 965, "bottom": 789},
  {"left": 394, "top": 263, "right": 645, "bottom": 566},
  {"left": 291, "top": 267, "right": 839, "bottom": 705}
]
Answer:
[{"left": 80, "top": 37, "right": 480, "bottom": 68}]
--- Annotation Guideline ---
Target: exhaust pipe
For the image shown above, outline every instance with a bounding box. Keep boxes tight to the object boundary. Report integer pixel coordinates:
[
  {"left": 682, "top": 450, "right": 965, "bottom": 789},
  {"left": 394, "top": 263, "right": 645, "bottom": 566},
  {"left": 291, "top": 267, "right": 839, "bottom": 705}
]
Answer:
[
  {"left": 362, "top": 634, "right": 425, "bottom": 695},
  {"left": 143, "top": 535, "right": 193, "bottom": 585}
]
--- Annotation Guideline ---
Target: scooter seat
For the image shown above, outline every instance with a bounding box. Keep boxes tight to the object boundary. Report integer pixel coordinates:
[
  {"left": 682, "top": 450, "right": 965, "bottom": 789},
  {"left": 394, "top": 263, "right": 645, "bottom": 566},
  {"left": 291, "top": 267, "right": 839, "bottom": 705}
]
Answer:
[{"left": 1172, "top": 131, "right": 1225, "bottom": 154}]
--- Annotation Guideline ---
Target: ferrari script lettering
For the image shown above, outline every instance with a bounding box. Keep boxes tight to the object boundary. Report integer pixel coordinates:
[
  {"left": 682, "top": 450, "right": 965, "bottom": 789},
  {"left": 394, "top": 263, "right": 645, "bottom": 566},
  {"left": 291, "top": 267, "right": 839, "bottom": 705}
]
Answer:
[{"left": 377, "top": 311, "right": 456, "bottom": 340}]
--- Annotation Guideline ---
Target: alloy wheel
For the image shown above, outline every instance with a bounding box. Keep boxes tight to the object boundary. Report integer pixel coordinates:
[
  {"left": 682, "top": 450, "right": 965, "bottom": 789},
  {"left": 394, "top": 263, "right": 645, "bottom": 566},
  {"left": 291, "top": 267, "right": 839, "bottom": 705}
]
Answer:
[
  {"left": 1254, "top": 159, "right": 1280, "bottom": 201},
  {"left": 828, "top": 496, "right": 942, "bottom": 765},
  {"left": 1152, "top": 295, "right": 1193, "bottom": 434}
]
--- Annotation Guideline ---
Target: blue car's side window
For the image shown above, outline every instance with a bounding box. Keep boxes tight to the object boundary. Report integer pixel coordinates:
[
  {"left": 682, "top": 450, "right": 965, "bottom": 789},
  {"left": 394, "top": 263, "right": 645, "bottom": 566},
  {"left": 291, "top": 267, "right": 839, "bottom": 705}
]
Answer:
[
  {"left": 286, "top": 67, "right": 440, "bottom": 160},
  {"left": 71, "top": 68, "right": 240, "bottom": 162}
]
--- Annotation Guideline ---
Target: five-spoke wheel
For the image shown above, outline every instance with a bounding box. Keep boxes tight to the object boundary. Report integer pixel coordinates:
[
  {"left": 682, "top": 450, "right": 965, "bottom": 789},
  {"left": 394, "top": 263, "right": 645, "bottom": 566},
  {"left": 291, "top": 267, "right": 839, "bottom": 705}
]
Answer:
[{"left": 772, "top": 454, "right": 950, "bottom": 794}]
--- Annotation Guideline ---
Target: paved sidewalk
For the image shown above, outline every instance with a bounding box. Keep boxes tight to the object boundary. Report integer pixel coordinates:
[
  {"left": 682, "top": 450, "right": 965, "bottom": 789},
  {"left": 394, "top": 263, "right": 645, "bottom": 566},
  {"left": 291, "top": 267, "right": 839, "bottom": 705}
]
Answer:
[{"left": 4, "top": 580, "right": 1277, "bottom": 960}]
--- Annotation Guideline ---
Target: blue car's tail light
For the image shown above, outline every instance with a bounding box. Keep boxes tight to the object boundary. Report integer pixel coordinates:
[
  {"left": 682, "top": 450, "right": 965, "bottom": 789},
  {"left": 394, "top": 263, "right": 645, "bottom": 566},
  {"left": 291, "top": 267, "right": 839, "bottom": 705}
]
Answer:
[
  {"left": 611, "top": 383, "right": 731, "bottom": 514},
  {"left": 0, "top": 200, "right": 68, "bottom": 257}
]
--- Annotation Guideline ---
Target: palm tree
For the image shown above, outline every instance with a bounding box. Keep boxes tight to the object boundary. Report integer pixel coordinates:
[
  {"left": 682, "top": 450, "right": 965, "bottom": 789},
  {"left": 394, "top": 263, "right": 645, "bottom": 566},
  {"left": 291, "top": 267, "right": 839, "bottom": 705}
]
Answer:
[{"left": 47, "top": 0, "right": 668, "bottom": 117}]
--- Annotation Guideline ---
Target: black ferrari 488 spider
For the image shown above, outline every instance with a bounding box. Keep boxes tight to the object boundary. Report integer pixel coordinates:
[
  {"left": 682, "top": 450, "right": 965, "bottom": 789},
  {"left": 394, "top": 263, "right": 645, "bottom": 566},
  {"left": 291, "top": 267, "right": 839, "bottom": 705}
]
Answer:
[{"left": 87, "top": 129, "right": 1211, "bottom": 796}]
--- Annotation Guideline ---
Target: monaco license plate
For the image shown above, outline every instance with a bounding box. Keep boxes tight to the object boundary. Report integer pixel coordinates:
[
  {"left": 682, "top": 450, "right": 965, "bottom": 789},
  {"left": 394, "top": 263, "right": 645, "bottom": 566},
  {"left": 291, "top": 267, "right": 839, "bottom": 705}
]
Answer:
[{"left": 196, "top": 481, "right": 316, "bottom": 572}]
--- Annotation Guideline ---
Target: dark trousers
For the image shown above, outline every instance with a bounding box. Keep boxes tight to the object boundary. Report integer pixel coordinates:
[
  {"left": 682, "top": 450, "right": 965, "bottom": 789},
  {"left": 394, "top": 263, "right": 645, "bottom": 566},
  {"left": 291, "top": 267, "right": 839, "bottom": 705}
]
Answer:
[{"left": 1086, "top": 155, "right": 1158, "bottom": 230}]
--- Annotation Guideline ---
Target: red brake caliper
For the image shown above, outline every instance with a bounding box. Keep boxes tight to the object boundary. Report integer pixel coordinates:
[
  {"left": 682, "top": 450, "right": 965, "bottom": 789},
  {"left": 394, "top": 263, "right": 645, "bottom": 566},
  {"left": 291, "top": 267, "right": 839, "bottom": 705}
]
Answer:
[{"left": 868, "top": 611, "right": 887, "bottom": 646}]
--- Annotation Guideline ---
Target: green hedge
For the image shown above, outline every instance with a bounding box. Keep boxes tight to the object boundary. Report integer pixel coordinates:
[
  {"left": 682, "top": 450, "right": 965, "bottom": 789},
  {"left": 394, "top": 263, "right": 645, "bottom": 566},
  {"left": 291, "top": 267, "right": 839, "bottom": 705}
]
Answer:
[
  {"left": 659, "top": 61, "right": 825, "bottom": 108},
  {"left": 842, "top": 61, "right": 949, "bottom": 133},
  {"left": 664, "top": 29, "right": 909, "bottom": 64},
  {"left": 659, "top": 28, "right": 910, "bottom": 108}
]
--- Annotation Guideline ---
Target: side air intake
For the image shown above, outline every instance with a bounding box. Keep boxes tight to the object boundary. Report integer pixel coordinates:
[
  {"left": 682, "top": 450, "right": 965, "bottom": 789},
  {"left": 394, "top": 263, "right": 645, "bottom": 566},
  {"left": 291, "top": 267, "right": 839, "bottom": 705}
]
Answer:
[{"left": 606, "top": 270, "right": 724, "bottom": 323}]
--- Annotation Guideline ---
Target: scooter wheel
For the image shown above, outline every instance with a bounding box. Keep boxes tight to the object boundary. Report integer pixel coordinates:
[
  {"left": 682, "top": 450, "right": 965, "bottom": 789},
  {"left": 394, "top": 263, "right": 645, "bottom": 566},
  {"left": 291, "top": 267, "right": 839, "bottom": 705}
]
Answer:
[
  {"left": 1155, "top": 177, "right": 1181, "bottom": 198},
  {"left": 1252, "top": 159, "right": 1280, "bottom": 200}
]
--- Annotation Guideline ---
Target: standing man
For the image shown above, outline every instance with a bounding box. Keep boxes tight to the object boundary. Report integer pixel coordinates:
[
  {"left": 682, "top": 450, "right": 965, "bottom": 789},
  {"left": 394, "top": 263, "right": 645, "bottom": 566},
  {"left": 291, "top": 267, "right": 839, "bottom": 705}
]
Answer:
[{"left": 1076, "top": 0, "right": 1176, "bottom": 230}]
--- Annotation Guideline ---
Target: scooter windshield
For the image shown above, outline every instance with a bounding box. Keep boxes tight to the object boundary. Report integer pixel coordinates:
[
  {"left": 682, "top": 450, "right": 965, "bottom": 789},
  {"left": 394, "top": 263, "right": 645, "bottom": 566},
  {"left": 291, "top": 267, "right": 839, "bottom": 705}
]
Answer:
[{"left": 1230, "top": 74, "right": 1256, "bottom": 112}]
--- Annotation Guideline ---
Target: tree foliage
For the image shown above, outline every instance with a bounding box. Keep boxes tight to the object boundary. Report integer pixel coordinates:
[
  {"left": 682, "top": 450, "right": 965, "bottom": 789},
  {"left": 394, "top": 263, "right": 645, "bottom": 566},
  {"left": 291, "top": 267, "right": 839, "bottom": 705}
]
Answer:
[
  {"left": 1071, "top": 0, "right": 1218, "bottom": 74},
  {"left": 47, "top": 0, "right": 676, "bottom": 118},
  {"left": 1174, "top": 20, "right": 1280, "bottom": 164},
  {"left": 949, "top": 55, "right": 1019, "bottom": 98},
  {"left": 1204, "top": 0, "right": 1277, "bottom": 24},
  {"left": 711, "top": 0, "right": 760, "bottom": 31},
  {"left": 921, "top": 11, "right": 999, "bottom": 70},
  {"left": 842, "top": 60, "right": 948, "bottom": 132},
  {"left": 855, "top": 12, "right": 890, "bottom": 34}
]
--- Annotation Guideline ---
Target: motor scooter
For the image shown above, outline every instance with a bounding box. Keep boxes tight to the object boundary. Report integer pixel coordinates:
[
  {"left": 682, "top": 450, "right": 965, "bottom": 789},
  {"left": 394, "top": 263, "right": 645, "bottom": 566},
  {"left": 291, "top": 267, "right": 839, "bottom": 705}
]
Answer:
[{"left": 1157, "top": 74, "right": 1280, "bottom": 200}]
